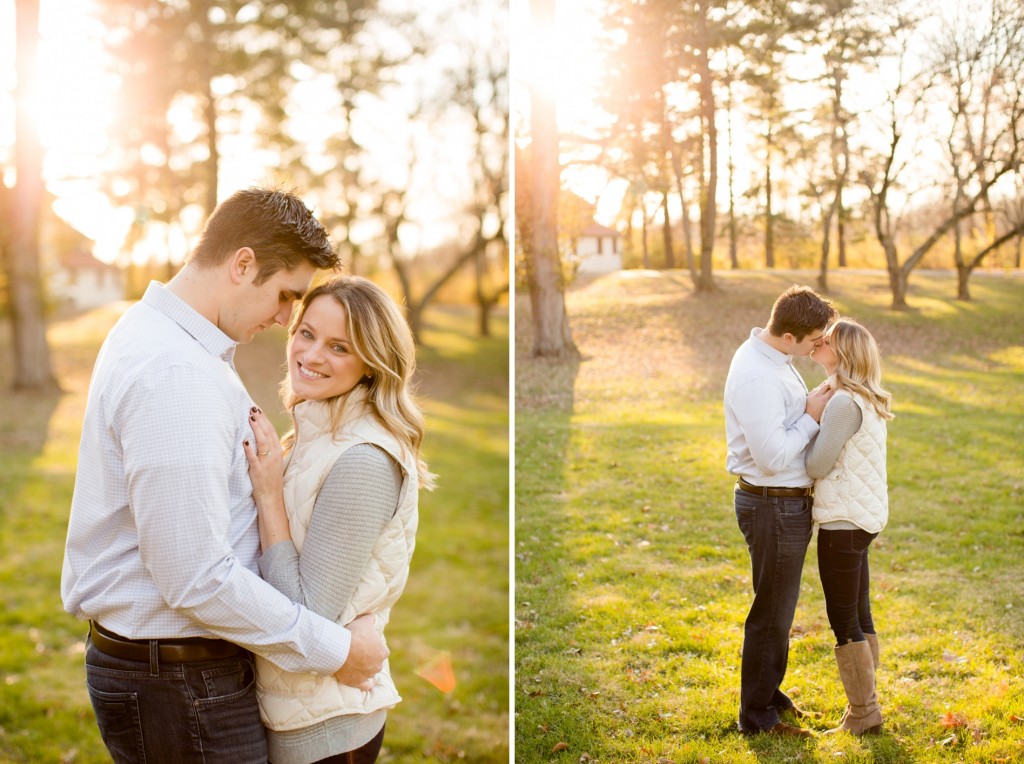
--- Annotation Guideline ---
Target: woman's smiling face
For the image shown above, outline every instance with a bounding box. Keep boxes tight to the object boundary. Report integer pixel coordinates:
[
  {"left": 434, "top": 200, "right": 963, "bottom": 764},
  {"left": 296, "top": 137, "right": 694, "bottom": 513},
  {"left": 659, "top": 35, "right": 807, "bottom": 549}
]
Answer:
[{"left": 288, "top": 295, "right": 369, "bottom": 401}]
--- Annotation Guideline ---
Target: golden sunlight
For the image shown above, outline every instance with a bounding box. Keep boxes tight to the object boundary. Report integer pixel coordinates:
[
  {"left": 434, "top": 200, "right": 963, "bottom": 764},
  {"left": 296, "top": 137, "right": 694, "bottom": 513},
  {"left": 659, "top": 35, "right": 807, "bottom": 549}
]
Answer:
[
  {"left": 2, "top": 0, "right": 127, "bottom": 260},
  {"left": 515, "top": 0, "right": 622, "bottom": 219}
]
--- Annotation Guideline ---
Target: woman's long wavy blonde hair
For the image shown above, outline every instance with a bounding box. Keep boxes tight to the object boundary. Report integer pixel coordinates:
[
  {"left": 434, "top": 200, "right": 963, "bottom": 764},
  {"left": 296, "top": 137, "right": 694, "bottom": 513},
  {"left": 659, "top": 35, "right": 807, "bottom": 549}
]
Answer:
[
  {"left": 827, "top": 318, "right": 894, "bottom": 421},
  {"left": 280, "top": 275, "right": 436, "bottom": 490}
]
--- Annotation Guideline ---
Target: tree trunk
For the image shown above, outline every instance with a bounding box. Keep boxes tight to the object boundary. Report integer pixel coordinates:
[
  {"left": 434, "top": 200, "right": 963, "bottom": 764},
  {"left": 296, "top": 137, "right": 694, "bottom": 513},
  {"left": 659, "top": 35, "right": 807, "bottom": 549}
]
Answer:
[
  {"left": 818, "top": 198, "right": 834, "bottom": 293},
  {"left": 837, "top": 207, "right": 848, "bottom": 267},
  {"left": 956, "top": 265, "right": 971, "bottom": 301},
  {"left": 819, "top": 165, "right": 844, "bottom": 292},
  {"left": 728, "top": 152, "right": 738, "bottom": 269},
  {"left": 7, "top": 0, "right": 58, "bottom": 391},
  {"left": 475, "top": 247, "right": 491, "bottom": 337},
  {"left": 660, "top": 192, "right": 675, "bottom": 269},
  {"left": 669, "top": 147, "right": 698, "bottom": 284},
  {"left": 886, "top": 246, "right": 908, "bottom": 310},
  {"left": 198, "top": 1, "right": 219, "bottom": 214},
  {"left": 695, "top": 2, "right": 717, "bottom": 293},
  {"left": 527, "top": 0, "right": 575, "bottom": 358},
  {"left": 641, "top": 211, "right": 650, "bottom": 269},
  {"left": 765, "top": 157, "right": 775, "bottom": 269},
  {"left": 726, "top": 78, "right": 739, "bottom": 269}
]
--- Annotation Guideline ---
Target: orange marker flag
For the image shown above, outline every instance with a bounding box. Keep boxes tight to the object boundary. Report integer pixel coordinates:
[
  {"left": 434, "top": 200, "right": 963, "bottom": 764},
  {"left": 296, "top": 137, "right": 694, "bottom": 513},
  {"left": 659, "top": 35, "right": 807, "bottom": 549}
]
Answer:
[{"left": 414, "top": 649, "right": 456, "bottom": 693}]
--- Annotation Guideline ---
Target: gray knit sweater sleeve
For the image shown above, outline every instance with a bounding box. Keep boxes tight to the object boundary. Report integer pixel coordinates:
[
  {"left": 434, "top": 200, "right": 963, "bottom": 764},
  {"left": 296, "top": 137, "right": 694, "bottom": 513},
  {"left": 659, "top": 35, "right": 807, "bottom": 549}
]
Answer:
[
  {"left": 258, "top": 443, "right": 403, "bottom": 622},
  {"left": 805, "top": 393, "right": 862, "bottom": 480}
]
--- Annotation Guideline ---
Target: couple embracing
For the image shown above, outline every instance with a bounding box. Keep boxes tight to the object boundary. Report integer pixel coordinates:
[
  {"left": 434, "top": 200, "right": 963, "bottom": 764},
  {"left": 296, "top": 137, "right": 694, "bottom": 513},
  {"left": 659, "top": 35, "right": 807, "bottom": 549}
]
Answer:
[
  {"left": 62, "top": 188, "right": 432, "bottom": 763},
  {"left": 725, "top": 285, "right": 893, "bottom": 738}
]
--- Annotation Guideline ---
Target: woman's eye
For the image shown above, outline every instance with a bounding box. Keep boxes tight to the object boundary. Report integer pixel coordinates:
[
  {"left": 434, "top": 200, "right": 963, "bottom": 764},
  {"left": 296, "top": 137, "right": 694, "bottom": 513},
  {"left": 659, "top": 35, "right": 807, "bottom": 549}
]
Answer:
[
  {"left": 301, "top": 330, "right": 313, "bottom": 339},
  {"left": 332, "top": 345, "right": 346, "bottom": 354}
]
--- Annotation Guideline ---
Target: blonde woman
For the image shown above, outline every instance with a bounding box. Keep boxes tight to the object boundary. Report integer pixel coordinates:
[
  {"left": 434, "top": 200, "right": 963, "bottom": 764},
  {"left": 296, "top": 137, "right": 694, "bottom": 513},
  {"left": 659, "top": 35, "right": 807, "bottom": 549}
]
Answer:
[
  {"left": 244, "top": 275, "right": 434, "bottom": 763},
  {"left": 807, "top": 318, "right": 894, "bottom": 736}
]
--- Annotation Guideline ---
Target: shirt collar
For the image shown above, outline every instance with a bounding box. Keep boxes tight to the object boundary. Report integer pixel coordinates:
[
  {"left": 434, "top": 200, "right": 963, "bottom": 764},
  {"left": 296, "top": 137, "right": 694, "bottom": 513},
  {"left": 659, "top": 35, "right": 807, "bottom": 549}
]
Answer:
[
  {"left": 750, "top": 327, "right": 792, "bottom": 366},
  {"left": 141, "top": 281, "right": 237, "bottom": 363}
]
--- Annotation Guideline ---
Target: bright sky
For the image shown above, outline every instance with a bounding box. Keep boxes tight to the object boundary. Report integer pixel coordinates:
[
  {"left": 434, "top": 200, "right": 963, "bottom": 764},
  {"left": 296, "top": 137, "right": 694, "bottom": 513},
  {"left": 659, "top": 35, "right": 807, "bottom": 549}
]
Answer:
[
  {"left": 0, "top": 0, "right": 132, "bottom": 261},
  {"left": 1, "top": 0, "right": 493, "bottom": 264}
]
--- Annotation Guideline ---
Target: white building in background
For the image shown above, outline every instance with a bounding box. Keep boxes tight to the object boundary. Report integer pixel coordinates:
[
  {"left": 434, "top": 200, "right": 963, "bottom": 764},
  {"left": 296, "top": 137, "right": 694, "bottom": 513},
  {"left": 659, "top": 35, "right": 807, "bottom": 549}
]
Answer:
[
  {"left": 51, "top": 247, "right": 125, "bottom": 309},
  {"left": 572, "top": 221, "right": 622, "bottom": 276}
]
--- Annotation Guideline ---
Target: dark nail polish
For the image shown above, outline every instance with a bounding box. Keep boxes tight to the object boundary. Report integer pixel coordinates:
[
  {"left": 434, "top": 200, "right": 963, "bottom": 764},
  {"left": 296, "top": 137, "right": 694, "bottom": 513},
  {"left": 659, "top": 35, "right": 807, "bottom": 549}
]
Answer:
[{"left": 244, "top": 440, "right": 249, "bottom": 447}]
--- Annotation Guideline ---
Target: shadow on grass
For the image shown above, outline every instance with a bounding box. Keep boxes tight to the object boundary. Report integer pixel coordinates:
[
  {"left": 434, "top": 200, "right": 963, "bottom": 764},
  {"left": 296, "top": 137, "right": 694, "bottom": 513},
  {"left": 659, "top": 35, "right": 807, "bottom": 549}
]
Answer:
[{"left": 0, "top": 314, "right": 111, "bottom": 762}]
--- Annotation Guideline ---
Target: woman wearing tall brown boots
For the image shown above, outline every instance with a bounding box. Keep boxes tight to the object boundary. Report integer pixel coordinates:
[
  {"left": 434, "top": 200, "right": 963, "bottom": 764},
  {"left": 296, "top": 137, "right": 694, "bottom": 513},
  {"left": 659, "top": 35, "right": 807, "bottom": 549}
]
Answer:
[{"left": 806, "top": 318, "right": 893, "bottom": 736}]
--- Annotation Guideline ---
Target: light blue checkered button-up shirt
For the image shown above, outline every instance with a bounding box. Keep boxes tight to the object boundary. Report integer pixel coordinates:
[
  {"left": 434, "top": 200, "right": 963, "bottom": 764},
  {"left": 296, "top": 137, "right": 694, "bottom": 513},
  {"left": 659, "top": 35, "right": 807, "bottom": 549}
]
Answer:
[
  {"left": 724, "top": 327, "right": 820, "bottom": 487},
  {"left": 61, "top": 282, "right": 350, "bottom": 675}
]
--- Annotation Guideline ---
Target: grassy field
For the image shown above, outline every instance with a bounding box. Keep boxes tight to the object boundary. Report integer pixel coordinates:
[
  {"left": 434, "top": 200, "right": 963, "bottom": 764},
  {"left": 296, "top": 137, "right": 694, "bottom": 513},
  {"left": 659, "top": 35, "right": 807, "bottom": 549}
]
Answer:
[
  {"left": 515, "top": 269, "right": 1024, "bottom": 764},
  {"left": 0, "top": 302, "right": 509, "bottom": 763}
]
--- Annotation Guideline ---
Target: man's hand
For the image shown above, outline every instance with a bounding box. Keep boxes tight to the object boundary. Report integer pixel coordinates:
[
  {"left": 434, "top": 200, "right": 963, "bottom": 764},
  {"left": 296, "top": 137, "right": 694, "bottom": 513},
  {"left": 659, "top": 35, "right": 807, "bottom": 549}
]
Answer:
[
  {"left": 805, "top": 383, "right": 834, "bottom": 423},
  {"left": 333, "top": 614, "right": 389, "bottom": 689}
]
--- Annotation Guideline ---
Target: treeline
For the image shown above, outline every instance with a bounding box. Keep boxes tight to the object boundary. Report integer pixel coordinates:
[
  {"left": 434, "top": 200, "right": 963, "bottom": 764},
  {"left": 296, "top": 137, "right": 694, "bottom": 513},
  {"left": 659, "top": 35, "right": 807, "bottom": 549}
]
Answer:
[
  {"left": 572, "top": 0, "right": 1024, "bottom": 306},
  {"left": 1, "top": 0, "right": 508, "bottom": 388}
]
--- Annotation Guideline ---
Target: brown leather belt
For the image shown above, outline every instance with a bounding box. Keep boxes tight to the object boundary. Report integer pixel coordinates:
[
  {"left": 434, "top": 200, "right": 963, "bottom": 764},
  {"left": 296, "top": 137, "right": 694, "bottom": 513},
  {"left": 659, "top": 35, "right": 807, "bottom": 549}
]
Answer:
[
  {"left": 737, "top": 478, "right": 814, "bottom": 498},
  {"left": 89, "top": 621, "right": 243, "bottom": 663}
]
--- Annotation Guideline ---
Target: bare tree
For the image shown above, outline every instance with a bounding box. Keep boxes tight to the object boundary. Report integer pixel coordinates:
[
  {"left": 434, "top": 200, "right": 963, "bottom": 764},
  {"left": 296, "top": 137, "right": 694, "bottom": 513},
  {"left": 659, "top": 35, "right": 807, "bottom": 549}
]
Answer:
[
  {"left": 810, "top": 0, "right": 890, "bottom": 290},
  {"left": 936, "top": 0, "right": 1024, "bottom": 300}
]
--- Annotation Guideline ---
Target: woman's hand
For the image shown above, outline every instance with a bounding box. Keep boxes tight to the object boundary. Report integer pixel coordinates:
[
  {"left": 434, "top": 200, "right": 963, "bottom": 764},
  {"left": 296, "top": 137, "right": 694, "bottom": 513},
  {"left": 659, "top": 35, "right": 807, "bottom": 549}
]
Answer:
[
  {"left": 242, "top": 406, "right": 291, "bottom": 550},
  {"left": 243, "top": 407, "right": 283, "bottom": 503}
]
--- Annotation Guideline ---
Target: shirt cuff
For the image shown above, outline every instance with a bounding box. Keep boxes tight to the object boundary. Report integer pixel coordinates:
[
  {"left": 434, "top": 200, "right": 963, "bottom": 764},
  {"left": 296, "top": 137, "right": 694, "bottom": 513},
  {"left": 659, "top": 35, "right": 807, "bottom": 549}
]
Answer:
[{"left": 797, "top": 412, "right": 820, "bottom": 438}]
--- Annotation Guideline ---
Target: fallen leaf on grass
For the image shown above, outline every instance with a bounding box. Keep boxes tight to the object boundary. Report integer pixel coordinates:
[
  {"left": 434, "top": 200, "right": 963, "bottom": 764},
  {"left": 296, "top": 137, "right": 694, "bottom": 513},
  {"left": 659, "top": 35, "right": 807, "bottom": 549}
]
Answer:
[
  {"left": 937, "top": 735, "right": 957, "bottom": 747},
  {"left": 940, "top": 711, "right": 967, "bottom": 728},
  {"left": 551, "top": 741, "right": 568, "bottom": 753},
  {"left": 414, "top": 650, "right": 456, "bottom": 693},
  {"left": 1009, "top": 714, "right": 1024, "bottom": 723},
  {"left": 579, "top": 754, "right": 593, "bottom": 763}
]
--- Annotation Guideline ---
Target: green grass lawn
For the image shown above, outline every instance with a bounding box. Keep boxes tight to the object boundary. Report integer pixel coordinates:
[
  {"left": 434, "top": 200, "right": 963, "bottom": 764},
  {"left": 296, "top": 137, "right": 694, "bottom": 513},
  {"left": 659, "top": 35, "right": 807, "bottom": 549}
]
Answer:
[
  {"left": 0, "top": 302, "right": 509, "bottom": 763},
  {"left": 515, "top": 270, "right": 1024, "bottom": 764}
]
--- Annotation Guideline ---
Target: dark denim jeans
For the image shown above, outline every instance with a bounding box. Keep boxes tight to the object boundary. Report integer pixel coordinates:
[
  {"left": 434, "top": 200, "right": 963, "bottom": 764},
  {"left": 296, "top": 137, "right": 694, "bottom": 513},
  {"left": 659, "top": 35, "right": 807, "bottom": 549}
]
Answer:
[
  {"left": 84, "top": 634, "right": 267, "bottom": 763},
  {"left": 735, "top": 488, "right": 813, "bottom": 731},
  {"left": 817, "top": 527, "right": 878, "bottom": 645}
]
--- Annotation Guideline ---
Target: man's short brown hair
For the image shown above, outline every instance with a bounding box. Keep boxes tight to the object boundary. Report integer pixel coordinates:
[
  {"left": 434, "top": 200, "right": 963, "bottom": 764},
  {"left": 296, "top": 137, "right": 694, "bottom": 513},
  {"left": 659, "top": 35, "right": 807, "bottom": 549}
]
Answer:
[
  {"left": 189, "top": 187, "right": 339, "bottom": 283},
  {"left": 766, "top": 285, "right": 837, "bottom": 341}
]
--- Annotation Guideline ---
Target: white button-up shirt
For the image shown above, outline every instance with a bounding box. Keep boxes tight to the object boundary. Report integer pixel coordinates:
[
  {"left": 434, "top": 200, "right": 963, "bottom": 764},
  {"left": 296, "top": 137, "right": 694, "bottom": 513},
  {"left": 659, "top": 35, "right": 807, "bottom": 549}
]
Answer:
[
  {"left": 724, "top": 327, "right": 819, "bottom": 487},
  {"left": 61, "top": 282, "right": 349, "bottom": 674}
]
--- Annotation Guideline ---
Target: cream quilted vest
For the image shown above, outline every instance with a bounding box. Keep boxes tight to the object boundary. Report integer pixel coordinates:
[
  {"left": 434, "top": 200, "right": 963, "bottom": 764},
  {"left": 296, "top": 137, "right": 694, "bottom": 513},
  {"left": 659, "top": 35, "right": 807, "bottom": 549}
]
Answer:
[
  {"left": 812, "top": 390, "right": 888, "bottom": 534},
  {"left": 256, "top": 387, "right": 419, "bottom": 732}
]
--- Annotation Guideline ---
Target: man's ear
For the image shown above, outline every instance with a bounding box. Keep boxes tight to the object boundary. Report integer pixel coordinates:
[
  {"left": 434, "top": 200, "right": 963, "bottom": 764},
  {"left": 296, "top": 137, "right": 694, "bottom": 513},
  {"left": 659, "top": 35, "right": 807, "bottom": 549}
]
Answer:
[{"left": 228, "top": 247, "right": 256, "bottom": 284}]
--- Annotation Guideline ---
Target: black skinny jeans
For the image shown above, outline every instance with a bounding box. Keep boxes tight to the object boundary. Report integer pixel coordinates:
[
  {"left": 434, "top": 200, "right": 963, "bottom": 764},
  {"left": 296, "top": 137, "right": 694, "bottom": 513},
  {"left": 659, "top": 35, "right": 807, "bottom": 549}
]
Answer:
[
  {"left": 310, "top": 724, "right": 385, "bottom": 764},
  {"left": 817, "top": 527, "right": 878, "bottom": 645}
]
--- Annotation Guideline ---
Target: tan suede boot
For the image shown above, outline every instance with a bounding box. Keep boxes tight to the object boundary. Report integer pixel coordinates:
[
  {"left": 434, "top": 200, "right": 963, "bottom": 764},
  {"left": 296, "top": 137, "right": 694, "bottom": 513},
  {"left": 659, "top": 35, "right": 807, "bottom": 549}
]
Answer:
[
  {"left": 826, "top": 640, "right": 883, "bottom": 735},
  {"left": 864, "top": 632, "right": 880, "bottom": 670}
]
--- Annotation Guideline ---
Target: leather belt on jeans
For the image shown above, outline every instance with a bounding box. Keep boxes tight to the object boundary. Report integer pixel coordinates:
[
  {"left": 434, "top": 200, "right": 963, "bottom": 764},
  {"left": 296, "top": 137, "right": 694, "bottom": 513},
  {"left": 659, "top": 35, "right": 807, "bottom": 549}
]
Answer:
[
  {"left": 89, "top": 621, "right": 243, "bottom": 663},
  {"left": 737, "top": 477, "right": 814, "bottom": 498}
]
